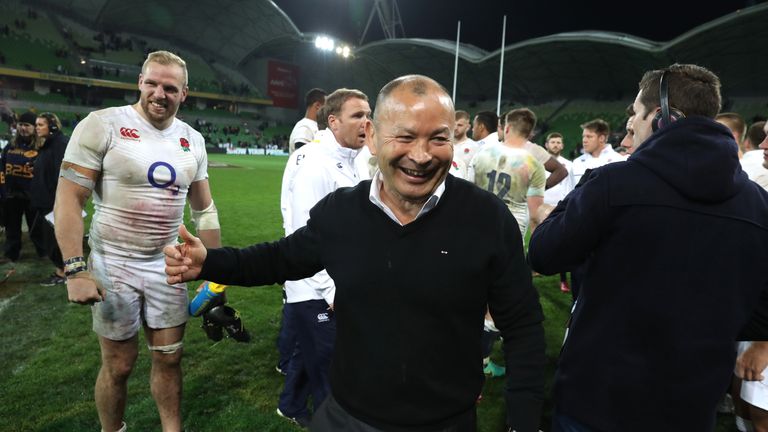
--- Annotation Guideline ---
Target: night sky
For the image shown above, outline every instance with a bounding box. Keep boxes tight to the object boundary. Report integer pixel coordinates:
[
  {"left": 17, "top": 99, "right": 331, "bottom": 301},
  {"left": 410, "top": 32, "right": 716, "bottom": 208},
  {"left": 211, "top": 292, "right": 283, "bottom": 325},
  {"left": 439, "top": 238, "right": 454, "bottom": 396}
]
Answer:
[{"left": 273, "top": 0, "right": 763, "bottom": 51}]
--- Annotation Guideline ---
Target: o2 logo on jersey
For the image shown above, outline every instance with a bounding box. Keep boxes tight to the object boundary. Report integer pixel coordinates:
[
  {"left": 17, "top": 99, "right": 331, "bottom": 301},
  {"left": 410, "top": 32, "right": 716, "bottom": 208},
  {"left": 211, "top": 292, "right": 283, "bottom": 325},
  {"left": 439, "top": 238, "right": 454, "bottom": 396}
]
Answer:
[{"left": 147, "top": 161, "right": 181, "bottom": 195}]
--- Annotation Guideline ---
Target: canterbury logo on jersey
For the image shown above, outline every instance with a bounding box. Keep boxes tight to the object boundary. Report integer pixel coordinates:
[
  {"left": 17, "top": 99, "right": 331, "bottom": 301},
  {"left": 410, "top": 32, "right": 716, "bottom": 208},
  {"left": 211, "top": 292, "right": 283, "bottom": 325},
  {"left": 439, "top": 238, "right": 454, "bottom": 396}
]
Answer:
[
  {"left": 317, "top": 312, "right": 330, "bottom": 323},
  {"left": 119, "top": 127, "right": 140, "bottom": 140}
]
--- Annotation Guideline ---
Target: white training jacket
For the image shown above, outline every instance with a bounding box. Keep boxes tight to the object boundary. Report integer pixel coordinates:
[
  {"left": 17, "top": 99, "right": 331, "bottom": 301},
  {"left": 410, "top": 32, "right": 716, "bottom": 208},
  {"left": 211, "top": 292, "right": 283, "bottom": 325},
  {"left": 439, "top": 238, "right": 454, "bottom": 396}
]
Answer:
[{"left": 281, "top": 129, "right": 363, "bottom": 305}]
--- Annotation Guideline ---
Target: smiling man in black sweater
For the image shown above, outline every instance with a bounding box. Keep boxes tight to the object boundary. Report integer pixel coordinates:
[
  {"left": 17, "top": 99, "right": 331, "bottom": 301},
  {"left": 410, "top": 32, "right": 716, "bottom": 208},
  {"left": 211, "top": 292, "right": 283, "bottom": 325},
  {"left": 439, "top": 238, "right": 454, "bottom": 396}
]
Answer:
[{"left": 165, "top": 75, "right": 545, "bottom": 432}]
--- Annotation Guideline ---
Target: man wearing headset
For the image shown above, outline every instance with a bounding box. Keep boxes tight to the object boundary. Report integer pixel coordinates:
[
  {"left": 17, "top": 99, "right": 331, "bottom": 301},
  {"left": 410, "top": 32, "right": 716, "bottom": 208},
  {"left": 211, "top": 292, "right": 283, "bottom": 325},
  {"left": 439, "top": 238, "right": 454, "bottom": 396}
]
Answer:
[{"left": 529, "top": 64, "right": 768, "bottom": 432}]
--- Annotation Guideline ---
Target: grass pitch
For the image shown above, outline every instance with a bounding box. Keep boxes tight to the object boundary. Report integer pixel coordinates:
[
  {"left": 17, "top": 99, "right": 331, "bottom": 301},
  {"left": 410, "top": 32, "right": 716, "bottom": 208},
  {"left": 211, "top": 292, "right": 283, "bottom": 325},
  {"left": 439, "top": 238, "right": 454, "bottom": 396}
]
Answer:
[{"left": 0, "top": 154, "right": 733, "bottom": 431}]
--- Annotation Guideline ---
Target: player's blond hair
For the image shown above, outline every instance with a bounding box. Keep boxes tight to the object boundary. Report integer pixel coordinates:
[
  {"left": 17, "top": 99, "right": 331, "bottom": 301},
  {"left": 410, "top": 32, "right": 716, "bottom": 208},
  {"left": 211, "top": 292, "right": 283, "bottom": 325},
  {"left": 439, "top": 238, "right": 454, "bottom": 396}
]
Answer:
[{"left": 141, "top": 50, "right": 188, "bottom": 86}]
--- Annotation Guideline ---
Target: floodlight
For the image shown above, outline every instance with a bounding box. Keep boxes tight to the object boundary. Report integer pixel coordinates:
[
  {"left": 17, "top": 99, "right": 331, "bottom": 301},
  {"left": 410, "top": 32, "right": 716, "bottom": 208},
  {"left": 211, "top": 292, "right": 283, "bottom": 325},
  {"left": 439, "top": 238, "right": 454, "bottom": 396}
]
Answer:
[{"left": 314, "top": 36, "right": 335, "bottom": 51}]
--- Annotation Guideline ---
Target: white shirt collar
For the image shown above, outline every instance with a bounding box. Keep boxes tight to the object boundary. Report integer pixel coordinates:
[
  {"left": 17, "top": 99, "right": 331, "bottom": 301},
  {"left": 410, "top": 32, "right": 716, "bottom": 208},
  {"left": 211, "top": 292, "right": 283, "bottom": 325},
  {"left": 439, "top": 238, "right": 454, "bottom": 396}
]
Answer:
[
  {"left": 479, "top": 132, "right": 499, "bottom": 145},
  {"left": 368, "top": 171, "right": 446, "bottom": 226},
  {"left": 599, "top": 145, "right": 616, "bottom": 156},
  {"left": 743, "top": 149, "right": 763, "bottom": 161},
  {"left": 315, "top": 129, "right": 362, "bottom": 160}
]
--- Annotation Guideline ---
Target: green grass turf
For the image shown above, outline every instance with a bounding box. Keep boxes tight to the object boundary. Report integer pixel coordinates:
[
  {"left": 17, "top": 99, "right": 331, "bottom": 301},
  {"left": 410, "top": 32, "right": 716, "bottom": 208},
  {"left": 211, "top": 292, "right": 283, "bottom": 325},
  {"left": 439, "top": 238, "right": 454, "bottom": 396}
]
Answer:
[{"left": 0, "top": 154, "right": 735, "bottom": 431}]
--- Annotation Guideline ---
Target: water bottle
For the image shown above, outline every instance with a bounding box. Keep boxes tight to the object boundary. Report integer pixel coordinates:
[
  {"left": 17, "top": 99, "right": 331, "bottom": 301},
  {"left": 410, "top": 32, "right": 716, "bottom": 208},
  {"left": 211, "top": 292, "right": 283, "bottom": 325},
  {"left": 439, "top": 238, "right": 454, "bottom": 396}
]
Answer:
[{"left": 188, "top": 282, "right": 227, "bottom": 317}]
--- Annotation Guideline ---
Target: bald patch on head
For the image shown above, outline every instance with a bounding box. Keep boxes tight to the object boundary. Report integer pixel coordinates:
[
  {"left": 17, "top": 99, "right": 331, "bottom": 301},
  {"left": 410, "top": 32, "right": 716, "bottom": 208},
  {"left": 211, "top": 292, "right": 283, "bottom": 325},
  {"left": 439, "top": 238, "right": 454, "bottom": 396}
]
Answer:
[{"left": 374, "top": 75, "right": 454, "bottom": 126}]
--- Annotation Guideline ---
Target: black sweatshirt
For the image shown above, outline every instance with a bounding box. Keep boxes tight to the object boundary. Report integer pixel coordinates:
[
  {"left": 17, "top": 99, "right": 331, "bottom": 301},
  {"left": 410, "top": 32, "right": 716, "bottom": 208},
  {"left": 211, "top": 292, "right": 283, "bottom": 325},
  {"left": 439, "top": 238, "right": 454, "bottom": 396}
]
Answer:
[
  {"left": 201, "top": 175, "right": 545, "bottom": 431},
  {"left": 31, "top": 131, "right": 68, "bottom": 211},
  {"left": 1, "top": 138, "right": 37, "bottom": 199},
  {"left": 529, "top": 117, "right": 768, "bottom": 432}
]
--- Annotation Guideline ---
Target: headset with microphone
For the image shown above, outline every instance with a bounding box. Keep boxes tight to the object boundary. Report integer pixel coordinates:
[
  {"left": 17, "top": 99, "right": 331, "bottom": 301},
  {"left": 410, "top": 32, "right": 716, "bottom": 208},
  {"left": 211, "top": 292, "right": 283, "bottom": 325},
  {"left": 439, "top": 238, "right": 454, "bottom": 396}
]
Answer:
[
  {"left": 38, "top": 112, "right": 60, "bottom": 135},
  {"left": 651, "top": 70, "right": 686, "bottom": 132}
]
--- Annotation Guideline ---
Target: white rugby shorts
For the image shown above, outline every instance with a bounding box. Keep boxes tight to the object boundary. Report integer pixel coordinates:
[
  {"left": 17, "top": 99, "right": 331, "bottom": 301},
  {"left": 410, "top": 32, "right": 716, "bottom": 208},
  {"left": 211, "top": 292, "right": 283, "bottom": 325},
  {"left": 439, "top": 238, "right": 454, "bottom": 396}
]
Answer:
[{"left": 90, "top": 250, "right": 188, "bottom": 340}]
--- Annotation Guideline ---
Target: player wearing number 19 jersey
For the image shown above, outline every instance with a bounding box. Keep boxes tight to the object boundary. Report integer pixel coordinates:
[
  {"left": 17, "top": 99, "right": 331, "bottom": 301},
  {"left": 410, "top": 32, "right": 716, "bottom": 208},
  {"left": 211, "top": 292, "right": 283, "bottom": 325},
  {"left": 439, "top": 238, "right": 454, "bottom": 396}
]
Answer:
[{"left": 468, "top": 108, "right": 545, "bottom": 237}]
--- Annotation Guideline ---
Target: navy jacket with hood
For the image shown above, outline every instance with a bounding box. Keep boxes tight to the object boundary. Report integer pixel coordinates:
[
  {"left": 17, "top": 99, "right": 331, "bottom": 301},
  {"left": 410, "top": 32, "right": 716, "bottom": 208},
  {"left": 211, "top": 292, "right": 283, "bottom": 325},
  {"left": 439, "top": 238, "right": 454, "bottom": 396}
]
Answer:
[{"left": 529, "top": 117, "right": 768, "bottom": 431}]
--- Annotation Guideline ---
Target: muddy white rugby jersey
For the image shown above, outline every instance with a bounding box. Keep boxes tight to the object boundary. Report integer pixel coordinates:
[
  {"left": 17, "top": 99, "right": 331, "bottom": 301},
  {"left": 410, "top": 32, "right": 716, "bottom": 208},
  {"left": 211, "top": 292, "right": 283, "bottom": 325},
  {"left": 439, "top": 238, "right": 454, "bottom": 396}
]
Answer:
[
  {"left": 64, "top": 105, "right": 208, "bottom": 258},
  {"left": 469, "top": 142, "right": 545, "bottom": 236}
]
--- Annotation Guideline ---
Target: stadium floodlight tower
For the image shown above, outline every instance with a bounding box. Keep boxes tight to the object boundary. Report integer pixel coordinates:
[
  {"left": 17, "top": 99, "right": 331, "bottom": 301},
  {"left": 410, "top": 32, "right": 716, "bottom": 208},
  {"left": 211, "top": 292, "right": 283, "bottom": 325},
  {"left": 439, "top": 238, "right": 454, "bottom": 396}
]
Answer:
[{"left": 359, "top": 0, "right": 405, "bottom": 45}]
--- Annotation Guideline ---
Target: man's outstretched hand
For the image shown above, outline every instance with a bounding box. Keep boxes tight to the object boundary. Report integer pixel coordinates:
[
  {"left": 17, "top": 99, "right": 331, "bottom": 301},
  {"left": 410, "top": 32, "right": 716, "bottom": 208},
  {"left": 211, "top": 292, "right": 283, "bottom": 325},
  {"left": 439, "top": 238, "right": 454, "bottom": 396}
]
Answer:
[{"left": 164, "top": 224, "right": 207, "bottom": 284}]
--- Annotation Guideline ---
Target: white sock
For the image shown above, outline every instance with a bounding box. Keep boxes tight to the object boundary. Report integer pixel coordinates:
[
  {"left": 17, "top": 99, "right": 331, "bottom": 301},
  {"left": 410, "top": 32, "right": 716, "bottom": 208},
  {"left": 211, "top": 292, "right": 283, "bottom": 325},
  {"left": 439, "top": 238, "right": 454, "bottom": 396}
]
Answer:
[
  {"left": 484, "top": 319, "right": 498, "bottom": 332},
  {"left": 736, "top": 415, "right": 754, "bottom": 432},
  {"left": 102, "top": 421, "right": 126, "bottom": 432}
]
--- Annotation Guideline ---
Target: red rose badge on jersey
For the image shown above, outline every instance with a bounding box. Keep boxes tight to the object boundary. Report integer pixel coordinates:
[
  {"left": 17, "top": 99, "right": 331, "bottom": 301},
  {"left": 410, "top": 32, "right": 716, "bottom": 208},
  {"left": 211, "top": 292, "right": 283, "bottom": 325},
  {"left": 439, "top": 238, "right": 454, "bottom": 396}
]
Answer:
[
  {"left": 464, "top": 148, "right": 470, "bottom": 154},
  {"left": 180, "top": 137, "right": 190, "bottom": 152}
]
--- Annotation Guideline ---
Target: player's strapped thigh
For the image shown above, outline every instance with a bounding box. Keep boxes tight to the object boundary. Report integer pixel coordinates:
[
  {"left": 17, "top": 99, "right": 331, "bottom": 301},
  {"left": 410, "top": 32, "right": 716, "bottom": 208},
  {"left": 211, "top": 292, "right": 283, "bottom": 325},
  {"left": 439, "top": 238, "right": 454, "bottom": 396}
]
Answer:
[
  {"left": 145, "top": 318, "right": 186, "bottom": 355},
  {"left": 147, "top": 340, "right": 183, "bottom": 354}
]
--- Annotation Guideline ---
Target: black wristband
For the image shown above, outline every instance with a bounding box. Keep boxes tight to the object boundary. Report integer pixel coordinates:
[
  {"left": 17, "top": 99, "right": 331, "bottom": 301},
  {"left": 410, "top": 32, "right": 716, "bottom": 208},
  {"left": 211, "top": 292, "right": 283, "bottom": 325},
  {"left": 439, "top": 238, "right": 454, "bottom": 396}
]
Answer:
[
  {"left": 65, "top": 266, "right": 87, "bottom": 277},
  {"left": 63, "top": 256, "right": 86, "bottom": 266},
  {"left": 64, "top": 256, "right": 88, "bottom": 277}
]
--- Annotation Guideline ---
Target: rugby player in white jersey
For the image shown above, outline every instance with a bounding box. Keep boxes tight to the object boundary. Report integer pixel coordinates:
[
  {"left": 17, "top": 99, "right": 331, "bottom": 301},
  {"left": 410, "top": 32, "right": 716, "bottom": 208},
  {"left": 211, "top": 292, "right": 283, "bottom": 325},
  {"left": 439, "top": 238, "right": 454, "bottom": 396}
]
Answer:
[
  {"left": 452, "top": 110, "right": 477, "bottom": 173},
  {"left": 54, "top": 51, "right": 221, "bottom": 432},
  {"left": 288, "top": 88, "right": 326, "bottom": 154}
]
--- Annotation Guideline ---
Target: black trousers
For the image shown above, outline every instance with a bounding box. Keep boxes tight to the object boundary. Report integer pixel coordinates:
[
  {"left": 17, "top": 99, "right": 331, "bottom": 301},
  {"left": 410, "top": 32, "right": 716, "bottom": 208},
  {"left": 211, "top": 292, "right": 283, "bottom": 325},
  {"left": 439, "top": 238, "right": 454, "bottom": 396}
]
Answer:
[
  {"left": 32, "top": 208, "right": 63, "bottom": 269},
  {"left": 3, "top": 198, "right": 45, "bottom": 260},
  {"left": 310, "top": 395, "right": 477, "bottom": 432}
]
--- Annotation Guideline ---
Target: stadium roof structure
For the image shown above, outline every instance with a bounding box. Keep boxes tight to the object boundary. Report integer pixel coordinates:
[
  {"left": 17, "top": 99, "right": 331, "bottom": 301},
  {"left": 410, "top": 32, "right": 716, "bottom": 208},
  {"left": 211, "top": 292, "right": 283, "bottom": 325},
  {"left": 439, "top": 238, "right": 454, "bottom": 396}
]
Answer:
[
  {"left": 346, "top": 3, "right": 768, "bottom": 104},
  {"left": 33, "top": 0, "right": 768, "bottom": 105},
  {"left": 34, "top": 0, "right": 304, "bottom": 66}
]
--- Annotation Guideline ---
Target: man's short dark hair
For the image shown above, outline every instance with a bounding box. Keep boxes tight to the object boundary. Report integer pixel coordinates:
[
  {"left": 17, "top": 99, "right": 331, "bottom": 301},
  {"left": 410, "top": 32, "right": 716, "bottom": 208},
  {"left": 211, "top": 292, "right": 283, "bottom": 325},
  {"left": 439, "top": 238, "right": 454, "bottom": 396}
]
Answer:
[
  {"left": 638, "top": 64, "right": 721, "bottom": 120},
  {"left": 456, "top": 110, "right": 470, "bottom": 121},
  {"left": 580, "top": 118, "right": 610, "bottom": 136},
  {"left": 474, "top": 111, "right": 497, "bottom": 134},
  {"left": 325, "top": 88, "right": 368, "bottom": 118},
  {"left": 546, "top": 132, "right": 563, "bottom": 141},
  {"left": 505, "top": 108, "right": 537, "bottom": 138},
  {"left": 305, "top": 88, "right": 327, "bottom": 109},
  {"left": 745, "top": 121, "right": 766, "bottom": 150},
  {"left": 316, "top": 105, "right": 329, "bottom": 130}
]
